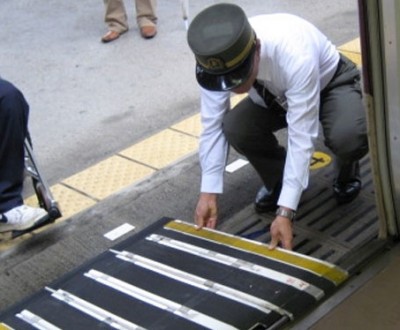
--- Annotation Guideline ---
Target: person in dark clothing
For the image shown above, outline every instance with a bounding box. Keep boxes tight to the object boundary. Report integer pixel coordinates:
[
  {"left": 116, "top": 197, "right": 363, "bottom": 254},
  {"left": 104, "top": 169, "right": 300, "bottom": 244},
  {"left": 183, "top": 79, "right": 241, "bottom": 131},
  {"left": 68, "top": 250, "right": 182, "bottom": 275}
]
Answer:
[{"left": 0, "top": 78, "right": 47, "bottom": 233}]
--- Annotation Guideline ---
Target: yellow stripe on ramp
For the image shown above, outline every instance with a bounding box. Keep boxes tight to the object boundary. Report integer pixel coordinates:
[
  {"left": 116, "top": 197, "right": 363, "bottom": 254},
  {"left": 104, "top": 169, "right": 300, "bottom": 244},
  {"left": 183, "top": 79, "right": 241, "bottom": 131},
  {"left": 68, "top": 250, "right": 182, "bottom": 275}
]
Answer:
[{"left": 165, "top": 220, "right": 349, "bottom": 286}]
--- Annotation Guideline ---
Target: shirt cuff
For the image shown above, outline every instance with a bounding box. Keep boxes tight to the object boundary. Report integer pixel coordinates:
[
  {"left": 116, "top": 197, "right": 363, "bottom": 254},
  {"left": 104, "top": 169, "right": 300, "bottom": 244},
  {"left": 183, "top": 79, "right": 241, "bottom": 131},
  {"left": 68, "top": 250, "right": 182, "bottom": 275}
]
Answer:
[
  {"left": 277, "top": 184, "right": 302, "bottom": 211},
  {"left": 201, "top": 173, "right": 224, "bottom": 194}
]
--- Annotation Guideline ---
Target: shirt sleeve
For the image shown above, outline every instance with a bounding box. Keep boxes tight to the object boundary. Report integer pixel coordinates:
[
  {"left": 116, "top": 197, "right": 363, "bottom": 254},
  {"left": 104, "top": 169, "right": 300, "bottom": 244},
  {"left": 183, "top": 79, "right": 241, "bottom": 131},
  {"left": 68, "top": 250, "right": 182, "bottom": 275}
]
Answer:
[
  {"left": 277, "top": 53, "right": 321, "bottom": 210},
  {"left": 198, "top": 87, "right": 231, "bottom": 193}
]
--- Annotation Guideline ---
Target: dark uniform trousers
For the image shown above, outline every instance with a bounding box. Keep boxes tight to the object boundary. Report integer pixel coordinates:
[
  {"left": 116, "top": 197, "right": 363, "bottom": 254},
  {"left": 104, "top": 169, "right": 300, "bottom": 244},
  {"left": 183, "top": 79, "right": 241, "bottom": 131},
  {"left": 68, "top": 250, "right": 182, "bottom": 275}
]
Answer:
[
  {"left": 222, "top": 55, "right": 369, "bottom": 190},
  {"left": 0, "top": 79, "right": 29, "bottom": 213}
]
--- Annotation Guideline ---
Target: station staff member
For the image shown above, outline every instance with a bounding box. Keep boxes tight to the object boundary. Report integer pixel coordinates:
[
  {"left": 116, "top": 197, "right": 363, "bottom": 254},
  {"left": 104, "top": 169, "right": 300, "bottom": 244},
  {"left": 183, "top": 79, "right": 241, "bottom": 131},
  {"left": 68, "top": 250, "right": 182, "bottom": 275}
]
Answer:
[{"left": 187, "top": 4, "right": 368, "bottom": 250}]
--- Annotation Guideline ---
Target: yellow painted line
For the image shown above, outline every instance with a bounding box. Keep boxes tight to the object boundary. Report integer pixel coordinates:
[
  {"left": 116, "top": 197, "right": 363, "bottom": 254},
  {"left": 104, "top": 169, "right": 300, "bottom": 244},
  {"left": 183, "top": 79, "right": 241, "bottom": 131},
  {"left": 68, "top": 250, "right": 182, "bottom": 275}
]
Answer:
[
  {"left": 165, "top": 220, "right": 349, "bottom": 286},
  {"left": 0, "top": 323, "right": 12, "bottom": 330},
  {"left": 119, "top": 129, "right": 198, "bottom": 169}
]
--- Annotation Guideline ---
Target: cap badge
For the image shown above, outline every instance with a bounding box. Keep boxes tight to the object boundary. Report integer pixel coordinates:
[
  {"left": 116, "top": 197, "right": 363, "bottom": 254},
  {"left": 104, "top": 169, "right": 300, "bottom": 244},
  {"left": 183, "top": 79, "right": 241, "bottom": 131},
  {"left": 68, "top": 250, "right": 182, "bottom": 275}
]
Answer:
[{"left": 205, "top": 57, "right": 225, "bottom": 70}]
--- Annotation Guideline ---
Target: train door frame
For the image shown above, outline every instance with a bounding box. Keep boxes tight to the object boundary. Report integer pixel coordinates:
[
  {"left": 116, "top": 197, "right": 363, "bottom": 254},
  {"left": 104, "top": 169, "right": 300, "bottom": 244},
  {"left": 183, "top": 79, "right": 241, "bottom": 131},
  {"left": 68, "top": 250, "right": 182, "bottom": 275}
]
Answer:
[{"left": 358, "top": 0, "right": 400, "bottom": 238}]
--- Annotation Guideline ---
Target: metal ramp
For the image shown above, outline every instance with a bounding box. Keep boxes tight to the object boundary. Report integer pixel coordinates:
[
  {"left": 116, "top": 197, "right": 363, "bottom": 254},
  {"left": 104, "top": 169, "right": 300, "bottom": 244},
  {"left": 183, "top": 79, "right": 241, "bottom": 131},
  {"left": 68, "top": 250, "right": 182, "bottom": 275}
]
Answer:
[{"left": 0, "top": 218, "right": 348, "bottom": 330}]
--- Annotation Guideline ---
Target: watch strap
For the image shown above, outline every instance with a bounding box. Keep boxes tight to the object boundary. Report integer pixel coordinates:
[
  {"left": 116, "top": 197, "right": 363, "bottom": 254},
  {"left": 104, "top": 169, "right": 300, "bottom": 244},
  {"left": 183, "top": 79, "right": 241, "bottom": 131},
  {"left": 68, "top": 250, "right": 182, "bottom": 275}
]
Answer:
[{"left": 276, "top": 207, "right": 296, "bottom": 221}]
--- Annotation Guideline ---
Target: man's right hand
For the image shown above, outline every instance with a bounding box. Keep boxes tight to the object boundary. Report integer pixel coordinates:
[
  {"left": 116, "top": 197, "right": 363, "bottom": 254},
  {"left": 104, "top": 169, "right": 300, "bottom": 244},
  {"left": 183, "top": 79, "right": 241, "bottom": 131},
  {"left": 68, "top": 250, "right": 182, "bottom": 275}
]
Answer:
[{"left": 194, "top": 192, "right": 218, "bottom": 230}]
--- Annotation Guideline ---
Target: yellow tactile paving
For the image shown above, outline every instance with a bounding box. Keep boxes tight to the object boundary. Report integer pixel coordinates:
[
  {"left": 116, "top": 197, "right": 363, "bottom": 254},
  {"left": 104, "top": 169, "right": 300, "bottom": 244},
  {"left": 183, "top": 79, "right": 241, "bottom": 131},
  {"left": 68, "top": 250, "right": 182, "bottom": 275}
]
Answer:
[
  {"left": 43, "top": 184, "right": 96, "bottom": 220},
  {"left": 0, "top": 232, "right": 33, "bottom": 251},
  {"left": 62, "top": 155, "right": 155, "bottom": 200},
  {"left": 23, "top": 184, "right": 96, "bottom": 229},
  {"left": 338, "top": 38, "right": 362, "bottom": 65},
  {"left": 231, "top": 93, "right": 247, "bottom": 108},
  {"left": 338, "top": 38, "right": 361, "bottom": 53},
  {"left": 24, "top": 194, "right": 42, "bottom": 209},
  {"left": 119, "top": 129, "right": 199, "bottom": 169},
  {"left": 171, "top": 113, "right": 202, "bottom": 137},
  {"left": 340, "top": 50, "right": 362, "bottom": 66}
]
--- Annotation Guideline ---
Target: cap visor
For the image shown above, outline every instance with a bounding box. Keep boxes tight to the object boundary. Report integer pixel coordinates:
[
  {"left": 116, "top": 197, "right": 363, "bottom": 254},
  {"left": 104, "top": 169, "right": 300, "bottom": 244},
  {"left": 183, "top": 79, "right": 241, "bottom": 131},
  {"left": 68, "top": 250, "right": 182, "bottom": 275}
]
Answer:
[{"left": 195, "top": 49, "right": 254, "bottom": 91}]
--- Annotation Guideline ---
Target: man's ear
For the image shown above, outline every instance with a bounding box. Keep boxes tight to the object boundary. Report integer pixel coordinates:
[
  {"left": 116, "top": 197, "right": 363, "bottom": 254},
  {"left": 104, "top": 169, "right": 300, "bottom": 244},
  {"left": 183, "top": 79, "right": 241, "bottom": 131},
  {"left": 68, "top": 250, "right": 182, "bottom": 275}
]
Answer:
[
  {"left": 254, "top": 39, "right": 261, "bottom": 64},
  {"left": 256, "top": 39, "right": 261, "bottom": 52}
]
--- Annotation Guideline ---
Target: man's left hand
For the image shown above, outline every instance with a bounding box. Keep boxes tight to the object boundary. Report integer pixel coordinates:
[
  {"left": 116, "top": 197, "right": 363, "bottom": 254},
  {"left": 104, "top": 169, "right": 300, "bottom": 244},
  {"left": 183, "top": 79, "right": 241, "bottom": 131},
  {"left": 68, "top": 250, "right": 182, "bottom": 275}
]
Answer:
[{"left": 268, "top": 216, "right": 293, "bottom": 250}]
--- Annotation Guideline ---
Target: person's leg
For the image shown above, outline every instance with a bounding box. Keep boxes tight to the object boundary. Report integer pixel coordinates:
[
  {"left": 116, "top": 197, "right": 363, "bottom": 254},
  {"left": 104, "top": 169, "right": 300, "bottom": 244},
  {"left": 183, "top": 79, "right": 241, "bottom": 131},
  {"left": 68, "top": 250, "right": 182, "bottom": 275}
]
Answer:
[
  {"left": 223, "top": 97, "right": 287, "bottom": 211},
  {"left": 0, "top": 79, "right": 47, "bottom": 232},
  {"left": 135, "top": 0, "right": 157, "bottom": 38},
  {"left": 320, "top": 55, "right": 369, "bottom": 203},
  {"left": 102, "top": 0, "right": 129, "bottom": 43},
  {"left": 0, "top": 80, "right": 28, "bottom": 214}
]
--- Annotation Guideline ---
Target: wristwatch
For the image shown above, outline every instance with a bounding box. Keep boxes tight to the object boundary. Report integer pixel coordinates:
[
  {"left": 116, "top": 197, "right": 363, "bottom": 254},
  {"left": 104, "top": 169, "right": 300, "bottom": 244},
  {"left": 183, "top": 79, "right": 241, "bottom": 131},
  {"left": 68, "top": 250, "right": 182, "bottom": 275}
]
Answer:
[{"left": 276, "top": 207, "right": 296, "bottom": 221}]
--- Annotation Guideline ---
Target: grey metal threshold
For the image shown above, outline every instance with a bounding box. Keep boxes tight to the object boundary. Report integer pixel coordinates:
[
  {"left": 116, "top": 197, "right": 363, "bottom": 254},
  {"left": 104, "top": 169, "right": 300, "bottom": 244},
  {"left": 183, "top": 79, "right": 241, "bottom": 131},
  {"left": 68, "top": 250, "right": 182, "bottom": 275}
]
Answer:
[{"left": 220, "top": 155, "right": 381, "bottom": 271}]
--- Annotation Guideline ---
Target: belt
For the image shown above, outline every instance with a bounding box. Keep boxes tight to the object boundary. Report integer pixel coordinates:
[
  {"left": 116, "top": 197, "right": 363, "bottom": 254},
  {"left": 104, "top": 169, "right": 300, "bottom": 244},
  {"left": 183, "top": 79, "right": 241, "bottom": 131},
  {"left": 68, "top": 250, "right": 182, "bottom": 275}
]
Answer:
[{"left": 253, "top": 80, "right": 287, "bottom": 112}]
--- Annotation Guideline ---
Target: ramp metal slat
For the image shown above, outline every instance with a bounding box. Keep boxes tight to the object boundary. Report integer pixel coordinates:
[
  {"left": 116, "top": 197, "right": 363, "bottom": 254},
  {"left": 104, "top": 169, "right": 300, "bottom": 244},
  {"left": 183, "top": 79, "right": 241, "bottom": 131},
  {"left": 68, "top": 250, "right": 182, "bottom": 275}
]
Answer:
[
  {"left": 46, "top": 288, "right": 145, "bottom": 330},
  {"left": 85, "top": 249, "right": 279, "bottom": 329},
  {"left": 85, "top": 269, "right": 239, "bottom": 330},
  {"left": 146, "top": 234, "right": 324, "bottom": 302},
  {"left": 16, "top": 310, "right": 60, "bottom": 330},
  {"left": 157, "top": 223, "right": 339, "bottom": 295},
  {"left": 110, "top": 249, "right": 280, "bottom": 316}
]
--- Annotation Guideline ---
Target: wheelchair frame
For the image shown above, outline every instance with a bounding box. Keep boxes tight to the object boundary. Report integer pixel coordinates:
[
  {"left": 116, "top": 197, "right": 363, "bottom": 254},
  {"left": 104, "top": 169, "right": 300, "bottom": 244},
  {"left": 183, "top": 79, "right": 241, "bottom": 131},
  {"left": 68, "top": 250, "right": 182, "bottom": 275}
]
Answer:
[{"left": 22, "top": 138, "right": 62, "bottom": 231}]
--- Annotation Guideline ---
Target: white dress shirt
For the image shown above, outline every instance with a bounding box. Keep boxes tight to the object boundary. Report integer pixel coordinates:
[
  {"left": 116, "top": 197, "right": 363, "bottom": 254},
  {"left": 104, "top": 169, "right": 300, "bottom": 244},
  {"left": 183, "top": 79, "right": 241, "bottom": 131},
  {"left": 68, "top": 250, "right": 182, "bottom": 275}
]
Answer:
[{"left": 198, "top": 13, "right": 340, "bottom": 211}]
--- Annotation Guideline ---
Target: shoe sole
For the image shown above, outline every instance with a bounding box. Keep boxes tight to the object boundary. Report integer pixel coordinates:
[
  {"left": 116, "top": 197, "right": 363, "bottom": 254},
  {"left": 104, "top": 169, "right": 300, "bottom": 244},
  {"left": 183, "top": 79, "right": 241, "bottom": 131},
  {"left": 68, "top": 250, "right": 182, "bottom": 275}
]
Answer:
[
  {"left": 0, "top": 212, "right": 47, "bottom": 233},
  {"left": 335, "top": 193, "right": 360, "bottom": 205},
  {"left": 101, "top": 35, "right": 120, "bottom": 43}
]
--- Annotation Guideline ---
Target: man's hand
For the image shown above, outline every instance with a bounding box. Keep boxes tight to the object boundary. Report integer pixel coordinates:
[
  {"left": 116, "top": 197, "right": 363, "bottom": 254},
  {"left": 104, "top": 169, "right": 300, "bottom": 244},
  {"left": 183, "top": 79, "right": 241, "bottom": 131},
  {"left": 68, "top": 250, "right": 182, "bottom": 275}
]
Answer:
[
  {"left": 269, "top": 215, "right": 293, "bottom": 250},
  {"left": 194, "top": 192, "right": 218, "bottom": 229}
]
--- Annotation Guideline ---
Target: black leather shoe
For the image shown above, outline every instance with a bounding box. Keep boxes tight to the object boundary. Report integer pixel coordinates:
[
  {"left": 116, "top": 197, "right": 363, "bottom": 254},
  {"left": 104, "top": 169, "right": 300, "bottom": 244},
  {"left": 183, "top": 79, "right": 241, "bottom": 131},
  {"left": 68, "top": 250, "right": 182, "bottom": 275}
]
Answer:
[
  {"left": 333, "top": 179, "right": 362, "bottom": 204},
  {"left": 255, "top": 182, "right": 282, "bottom": 213},
  {"left": 333, "top": 161, "right": 361, "bottom": 204}
]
